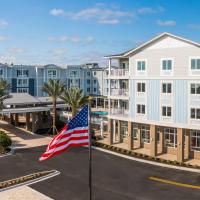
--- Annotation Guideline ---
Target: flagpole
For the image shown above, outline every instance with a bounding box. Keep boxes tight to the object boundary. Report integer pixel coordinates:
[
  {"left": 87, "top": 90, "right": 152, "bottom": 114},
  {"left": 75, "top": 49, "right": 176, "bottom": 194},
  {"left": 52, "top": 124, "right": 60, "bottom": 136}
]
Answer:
[{"left": 88, "top": 103, "right": 92, "bottom": 200}]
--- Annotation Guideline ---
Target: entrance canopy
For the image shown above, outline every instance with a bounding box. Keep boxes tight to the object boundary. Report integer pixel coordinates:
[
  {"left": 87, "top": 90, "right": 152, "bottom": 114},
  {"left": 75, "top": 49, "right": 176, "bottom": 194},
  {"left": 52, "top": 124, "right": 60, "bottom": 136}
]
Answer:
[{"left": 1, "top": 93, "right": 68, "bottom": 114}]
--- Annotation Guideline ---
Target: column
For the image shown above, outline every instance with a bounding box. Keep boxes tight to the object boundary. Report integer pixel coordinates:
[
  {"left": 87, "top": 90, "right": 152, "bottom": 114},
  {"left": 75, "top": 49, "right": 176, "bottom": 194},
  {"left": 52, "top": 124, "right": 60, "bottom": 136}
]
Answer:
[
  {"left": 9, "top": 113, "right": 14, "bottom": 124},
  {"left": 26, "top": 113, "right": 30, "bottom": 131},
  {"left": 185, "top": 129, "right": 190, "bottom": 160},
  {"left": 118, "top": 120, "right": 121, "bottom": 142},
  {"left": 128, "top": 121, "right": 133, "bottom": 150},
  {"left": 31, "top": 112, "right": 36, "bottom": 133},
  {"left": 113, "top": 119, "right": 116, "bottom": 142},
  {"left": 15, "top": 113, "right": 19, "bottom": 126},
  {"left": 37, "top": 112, "right": 43, "bottom": 129},
  {"left": 177, "top": 128, "right": 184, "bottom": 163},
  {"left": 137, "top": 124, "right": 141, "bottom": 148},
  {"left": 107, "top": 119, "right": 113, "bottom": 145},
  {"left": 150, "top": 125, "right": 157, "bottom": 157},
  {"left": 159, "top": 127, "right": 164, "bottom": 154}
]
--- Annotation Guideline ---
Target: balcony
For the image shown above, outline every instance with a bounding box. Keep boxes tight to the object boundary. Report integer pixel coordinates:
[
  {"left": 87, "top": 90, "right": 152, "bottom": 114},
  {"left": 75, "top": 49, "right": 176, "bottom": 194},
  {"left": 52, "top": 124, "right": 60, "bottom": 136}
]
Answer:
[
  {"left": 110, "top": 108, "right": 129, "bottom": 118},
  {"left": 110, "top": 69, "right": 129, "bottom": 78},
  {"left": 110, "top": 88, "right": 129, "bottom": 97}
]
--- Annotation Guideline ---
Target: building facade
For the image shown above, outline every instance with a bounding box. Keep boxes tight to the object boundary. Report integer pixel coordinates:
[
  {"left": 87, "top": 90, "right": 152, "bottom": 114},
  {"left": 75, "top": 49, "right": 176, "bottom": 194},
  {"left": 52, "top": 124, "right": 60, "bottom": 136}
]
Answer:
[
  {"left": 0, "top": 63, "right": 105, "bottom": 97},
  {"left": 106, "top": 32, "right": 200, "bottom": 162}
]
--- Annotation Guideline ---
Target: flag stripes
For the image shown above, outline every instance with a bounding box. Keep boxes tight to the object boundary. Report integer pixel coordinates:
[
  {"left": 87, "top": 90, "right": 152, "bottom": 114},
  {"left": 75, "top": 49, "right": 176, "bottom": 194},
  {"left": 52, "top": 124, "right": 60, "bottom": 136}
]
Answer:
[{"left": 39, "top": 104, "right": 90, "bottom": 161}]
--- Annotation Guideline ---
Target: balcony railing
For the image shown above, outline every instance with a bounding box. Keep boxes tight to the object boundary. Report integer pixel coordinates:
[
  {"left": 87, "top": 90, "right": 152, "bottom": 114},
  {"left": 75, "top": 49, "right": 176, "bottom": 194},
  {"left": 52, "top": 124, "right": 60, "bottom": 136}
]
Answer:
[
  {"left": 110, "top": 69, "right": 129, "bottom": 77},
  {"left": 110, "top": 88, "right": 129, "bottom": 96},
  {"left": 110, "top": 108, "right": 129, "bottom": 118}
]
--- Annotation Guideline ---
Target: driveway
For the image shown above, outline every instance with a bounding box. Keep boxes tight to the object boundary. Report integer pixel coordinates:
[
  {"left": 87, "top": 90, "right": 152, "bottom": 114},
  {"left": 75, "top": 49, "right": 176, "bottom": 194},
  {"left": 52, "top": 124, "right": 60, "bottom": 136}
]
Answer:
[
  {"left": 0, "top": 120, "right": 51, "bottom": 149},
  {"left": 0, "top": 146, "right": 200, "bottom": 200}
]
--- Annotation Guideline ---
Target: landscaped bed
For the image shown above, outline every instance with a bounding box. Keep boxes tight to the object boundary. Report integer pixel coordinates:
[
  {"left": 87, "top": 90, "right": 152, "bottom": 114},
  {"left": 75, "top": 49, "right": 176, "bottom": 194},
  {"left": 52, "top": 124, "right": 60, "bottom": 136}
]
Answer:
[
  {"left": 93, "top": 141, "right": 200, "bottom": 170},
  {"left": 0, "top": 130, "right": 12, "bottom": 155}
]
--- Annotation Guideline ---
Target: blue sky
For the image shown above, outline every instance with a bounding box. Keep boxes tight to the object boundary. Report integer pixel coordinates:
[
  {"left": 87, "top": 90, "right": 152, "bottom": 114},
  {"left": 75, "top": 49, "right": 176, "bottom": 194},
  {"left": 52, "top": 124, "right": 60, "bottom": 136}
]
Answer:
[{"left": 0, "top": 0, "right": 200, "bottom": 66}]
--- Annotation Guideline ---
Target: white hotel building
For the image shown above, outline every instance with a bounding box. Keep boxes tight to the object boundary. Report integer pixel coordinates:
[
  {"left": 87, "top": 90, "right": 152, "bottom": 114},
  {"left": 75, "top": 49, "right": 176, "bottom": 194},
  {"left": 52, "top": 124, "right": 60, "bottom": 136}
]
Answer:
[{"left": 105, "top": 32, "right": 200, "bottom": 162}]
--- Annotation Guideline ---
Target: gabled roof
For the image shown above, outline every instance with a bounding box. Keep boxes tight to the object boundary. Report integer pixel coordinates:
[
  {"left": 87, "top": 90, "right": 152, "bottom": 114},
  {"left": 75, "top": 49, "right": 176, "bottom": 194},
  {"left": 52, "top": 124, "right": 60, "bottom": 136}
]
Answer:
[{"left": 105, "top": 32, "right": 200, "bottom": 58}]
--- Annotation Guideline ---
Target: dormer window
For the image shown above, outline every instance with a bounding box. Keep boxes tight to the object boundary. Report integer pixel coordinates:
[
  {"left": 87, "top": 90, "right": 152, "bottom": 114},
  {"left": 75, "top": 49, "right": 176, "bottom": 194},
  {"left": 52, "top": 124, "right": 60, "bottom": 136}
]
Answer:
[
  {"left": 47, "top": 69, "right": 57, "bottom": 78},
  {"left": 17, "top": 69, "right": 28, "bottom": 77}
]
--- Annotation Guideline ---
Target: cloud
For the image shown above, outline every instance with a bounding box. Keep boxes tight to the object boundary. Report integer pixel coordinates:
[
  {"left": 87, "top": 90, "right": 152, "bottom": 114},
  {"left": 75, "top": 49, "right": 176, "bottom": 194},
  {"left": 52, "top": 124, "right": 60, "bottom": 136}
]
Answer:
[
  {"left": 98, "top": 18, "right": 119, "bottom": 24},
  {"left": 0, "top": 36, "right": 8, "bottom": 41},
  {"left": 49, "top": 5, "right": 134, "bottom": 24},
  {"left": 157, "top": 20, "right": 176, "bottom": 26},
  {"left": 8, "top": 47, "right": 25, "bottom": 54},
  {"left": 52, "top": 48, "right": 68, "bottom": 55},
  {"left": 48, "top": 35, "right": 94, "bottom": 44},
  {"left": 188, "top": 24, "right": 200, "bottom": 31},
  {"left": 49, "top": 8, "right": 65, "bottom": 16},
  {"left": 0, "top": 20, "right": 8, "bottom": 29},
  {"left": 137, "top": 6, "right": 164, "bottom": 14}
]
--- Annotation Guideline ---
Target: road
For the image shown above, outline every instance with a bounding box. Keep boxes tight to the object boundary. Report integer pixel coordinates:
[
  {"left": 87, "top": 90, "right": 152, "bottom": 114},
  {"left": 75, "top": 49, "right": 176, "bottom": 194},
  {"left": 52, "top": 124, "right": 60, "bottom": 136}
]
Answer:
[{"left": 0, "top": 146, "right": 200, "bottom": 200}]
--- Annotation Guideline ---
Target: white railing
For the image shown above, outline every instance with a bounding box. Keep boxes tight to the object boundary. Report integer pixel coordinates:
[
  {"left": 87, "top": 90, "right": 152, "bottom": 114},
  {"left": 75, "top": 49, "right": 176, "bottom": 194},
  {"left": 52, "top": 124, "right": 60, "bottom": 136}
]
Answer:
[
  {"left": 110, "top": 69, "right": 129, "bottom": 77},
  {"left": 110, "top": 88, "right": 129, "bottom": 96},
  {"left": 110, "top": 108, "right": 129, "bottom": 117}
]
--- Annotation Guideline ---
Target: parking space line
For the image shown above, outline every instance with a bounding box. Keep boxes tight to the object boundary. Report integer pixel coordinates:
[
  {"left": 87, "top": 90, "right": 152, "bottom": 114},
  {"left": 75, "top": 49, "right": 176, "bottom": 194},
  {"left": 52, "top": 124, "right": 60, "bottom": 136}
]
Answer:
[{"left": 149, "top": 176, "right": 200, "bottom": 190}]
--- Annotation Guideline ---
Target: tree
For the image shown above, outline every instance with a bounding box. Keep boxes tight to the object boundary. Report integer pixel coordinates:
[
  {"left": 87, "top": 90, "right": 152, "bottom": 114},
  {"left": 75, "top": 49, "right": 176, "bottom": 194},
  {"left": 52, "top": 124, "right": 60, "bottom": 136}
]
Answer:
[
  {"left": 42, "top": 79, "right": 65, "bottom": 135},
  {"left": 0, "top": 79, "right": 10, "bottom": 110},
  {"left": 60, "top": 88, "right": 92, "bottom": 117}
]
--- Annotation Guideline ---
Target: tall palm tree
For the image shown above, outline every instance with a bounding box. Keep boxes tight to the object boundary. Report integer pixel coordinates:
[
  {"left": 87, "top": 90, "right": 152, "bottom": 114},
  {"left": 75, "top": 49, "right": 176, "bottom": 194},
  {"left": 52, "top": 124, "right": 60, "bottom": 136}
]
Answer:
[
  {"left": 60, "top": 88, "right": 91, "bottom": 117},
  {"left": 0, "top": 79, "right": 10, "bottom": 110},
  {"left": 42, "top": 79, "right": 65, "bottom": 135}
]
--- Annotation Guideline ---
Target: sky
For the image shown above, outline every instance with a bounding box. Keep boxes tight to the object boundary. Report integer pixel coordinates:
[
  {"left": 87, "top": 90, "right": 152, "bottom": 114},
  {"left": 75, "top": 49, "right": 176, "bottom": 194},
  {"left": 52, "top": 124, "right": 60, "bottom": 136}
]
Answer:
[{"left": 0, "top": 0, "right": 200, "bottom": 66}]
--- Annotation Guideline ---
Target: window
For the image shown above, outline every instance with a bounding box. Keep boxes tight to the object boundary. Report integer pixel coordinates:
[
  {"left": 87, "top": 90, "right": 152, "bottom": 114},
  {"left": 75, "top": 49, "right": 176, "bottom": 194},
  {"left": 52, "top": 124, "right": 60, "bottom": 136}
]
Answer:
[
  {"left": 162, "top": 83, "right": 172, "bottom": 93},
  {"left": 47, "top": 70, "right": 57, "bottom": 78},
  {"left": 93, "top": 88, "right": 97, "bottom": 93},
  {"left": 156, "top": 128, "right": 160, "bottom": 142},
  {"left": 87, "top": 88, "right": 90, "bottom": 93},
  {"left": 17, "top": 78, "right": 28, "bottom": 87},
  {"left": 191, "top": 83, "right": 200, "bottom": 94},
  {"left": 164, "top": 128, "right": 177, "bottom": 147},
  {"left": 190, "top": 130, "right": 200, "bottom": 151},
  {"left": 17, "top": 69, "right": 28, "bottom": 77},
  {"left": 162, "top": 60, "right": 172, "bottom": 70},
  {"left": 93, "top": 80, "right": 97, "bottom": 84},
  {"left": 0, "top": 69, "right": 3, "bottom": 76},
  {"left": 93, "top": 71, "right": 96, "bottom": 76},
  {"left": 141, "top": 125, "right": 150, "bottom": 143},
  {"left": 137, "top": 104, "right": 145, "bottom": 114},
  {"left": 87, "top": 72, "right": 90, "bottom": 76},
  {"left": 191, "top": 108, "right": 200, "bottom": 119},
  {"left": 137, "top": 83, "right": 145, "bottom": 92},
  {"left": 162, "top": 106, "right": 172, "bottom": 117},
  {"left": 70, "top": 70, "right": 78, "bottom": 77},
  {"left": 87, "top": 80, "right": 90, "bottom": 84},
  {"left": 17, "top": 88, "right": 28, "bottom": 93},
  {"left": 132, "top": 124, "right": 138, "bottom": 140},
  {"left": 137, "top": 61, "right": 146, "bottom": 71},
  {"left": 191, "top": 59, "right": 200, "bottom": 70}
]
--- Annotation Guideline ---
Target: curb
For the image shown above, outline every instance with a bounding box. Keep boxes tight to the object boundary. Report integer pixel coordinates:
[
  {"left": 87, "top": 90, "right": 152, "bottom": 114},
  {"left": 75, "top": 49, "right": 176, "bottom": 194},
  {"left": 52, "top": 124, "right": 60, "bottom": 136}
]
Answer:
[
  {"left": 93, "top": 146, "right": 200, "bottom": 174},
  {"left": 0, "top": 170, "right": 60, "bottom": 192}
]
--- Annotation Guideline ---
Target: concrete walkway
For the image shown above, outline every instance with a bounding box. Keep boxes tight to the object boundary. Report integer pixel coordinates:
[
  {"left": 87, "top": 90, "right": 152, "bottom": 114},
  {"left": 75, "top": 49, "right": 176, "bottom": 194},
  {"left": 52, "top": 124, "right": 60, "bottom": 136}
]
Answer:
[
  {"left": 0, "top": 120, "right": 51, "bottom": 149},
  {"left": 1, "top": 186, "right": 53, "bottom": 200}
]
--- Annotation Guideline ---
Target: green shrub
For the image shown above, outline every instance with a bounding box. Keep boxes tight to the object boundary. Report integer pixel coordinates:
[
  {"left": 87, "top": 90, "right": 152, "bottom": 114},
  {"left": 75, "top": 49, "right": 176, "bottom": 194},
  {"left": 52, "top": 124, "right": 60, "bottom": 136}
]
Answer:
[{"left": 0, "top": 131, "right": 12, "bottom": 151}]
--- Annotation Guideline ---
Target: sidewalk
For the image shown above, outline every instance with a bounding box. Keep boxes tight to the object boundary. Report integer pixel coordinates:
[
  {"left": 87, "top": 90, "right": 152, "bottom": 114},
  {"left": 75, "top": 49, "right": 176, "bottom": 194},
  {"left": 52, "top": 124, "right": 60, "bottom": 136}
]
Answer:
[
  {"left": 1, "top": 186, "right": 53, "bottom": 200},
  {"left": 0, "top": 120, "right": 51, "bottom": 149}
]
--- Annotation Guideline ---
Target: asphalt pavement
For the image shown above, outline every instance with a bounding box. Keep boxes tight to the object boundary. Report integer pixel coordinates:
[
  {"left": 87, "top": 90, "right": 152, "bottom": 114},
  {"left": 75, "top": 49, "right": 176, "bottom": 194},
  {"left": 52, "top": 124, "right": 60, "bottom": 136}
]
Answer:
[{"left": 0, "top": 146, "right": 200, "bottom": 200}]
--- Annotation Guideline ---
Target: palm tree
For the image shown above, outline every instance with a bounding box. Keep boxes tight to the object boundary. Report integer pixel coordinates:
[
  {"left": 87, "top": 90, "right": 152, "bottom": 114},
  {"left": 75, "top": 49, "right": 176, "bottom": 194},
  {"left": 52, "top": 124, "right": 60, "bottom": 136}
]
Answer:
[
  {"left": 0, "top": 79, "right": 10, "bottom": 110},
  {"left": 60, "top": 88, "right": 92, "bottom": 117},
  {"left": 42, "top": 79, "right": 65, "bottom": 135}
]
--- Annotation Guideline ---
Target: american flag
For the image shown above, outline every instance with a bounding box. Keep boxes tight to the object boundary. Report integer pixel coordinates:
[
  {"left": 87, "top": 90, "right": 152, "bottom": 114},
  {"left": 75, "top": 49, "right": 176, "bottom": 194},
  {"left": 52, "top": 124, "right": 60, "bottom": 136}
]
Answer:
[{"left": 39, "top": 104, "right": 89, "bottom": 161}]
